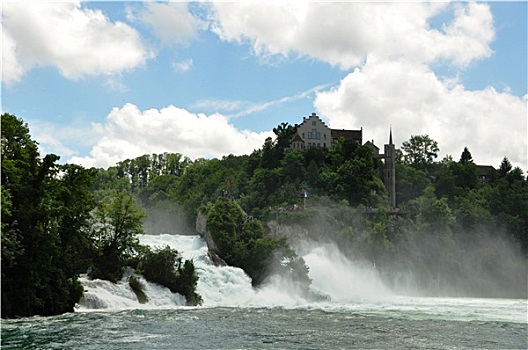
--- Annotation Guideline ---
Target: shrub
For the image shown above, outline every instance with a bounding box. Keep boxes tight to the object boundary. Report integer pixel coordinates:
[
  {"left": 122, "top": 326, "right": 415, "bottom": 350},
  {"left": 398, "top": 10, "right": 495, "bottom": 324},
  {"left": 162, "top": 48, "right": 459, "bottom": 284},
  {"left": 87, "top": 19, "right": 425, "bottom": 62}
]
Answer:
[
  {"left": 140, "top": 246, "right": 202, "bottom": 306},
  {"left": 128, "top": 275, "right": 148, "bottom": 304}
]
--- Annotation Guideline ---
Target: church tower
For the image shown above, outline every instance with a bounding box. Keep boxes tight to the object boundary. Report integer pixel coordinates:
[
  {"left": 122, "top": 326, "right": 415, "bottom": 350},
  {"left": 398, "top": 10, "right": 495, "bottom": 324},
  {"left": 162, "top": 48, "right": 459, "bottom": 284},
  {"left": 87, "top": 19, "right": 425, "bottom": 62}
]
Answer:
[{"left": 384, "top": 128, "right": 396, "bottom": 208}]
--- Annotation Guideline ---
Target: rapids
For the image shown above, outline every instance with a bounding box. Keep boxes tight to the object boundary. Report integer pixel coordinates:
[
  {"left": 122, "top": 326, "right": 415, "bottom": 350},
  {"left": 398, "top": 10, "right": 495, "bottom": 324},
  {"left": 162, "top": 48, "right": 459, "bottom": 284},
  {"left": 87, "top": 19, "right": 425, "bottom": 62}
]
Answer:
[
  {"left": 76, "top": 234, "right": 526, "bottom": 325},
  {"left": 4, "top": 233, "right": 526, "bottom": 349}
]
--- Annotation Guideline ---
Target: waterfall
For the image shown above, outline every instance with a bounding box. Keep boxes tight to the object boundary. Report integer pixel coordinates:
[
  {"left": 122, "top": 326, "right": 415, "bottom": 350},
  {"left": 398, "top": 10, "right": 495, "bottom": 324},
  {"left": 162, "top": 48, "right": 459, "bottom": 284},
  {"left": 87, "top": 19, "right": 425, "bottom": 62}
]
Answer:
[
  {"left": 77, "top": 234, "right": 393, "bottom": 311},
  {"left": 300, "top": 241, "right": 393, "bottom": 301}
]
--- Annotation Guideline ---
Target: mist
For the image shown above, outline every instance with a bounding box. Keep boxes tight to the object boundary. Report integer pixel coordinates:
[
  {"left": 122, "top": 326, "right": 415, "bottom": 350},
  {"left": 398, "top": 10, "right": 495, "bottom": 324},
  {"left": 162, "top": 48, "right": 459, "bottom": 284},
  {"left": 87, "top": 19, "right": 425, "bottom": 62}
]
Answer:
[
  {"left": 300, "top": 241, "right": 393, "bottom": 300},
  {"left": 142, "top": 200, "right": 194, "bottom": 236},
  {"left": 268, "top": 201, "right": 527, "bottom": 299}
]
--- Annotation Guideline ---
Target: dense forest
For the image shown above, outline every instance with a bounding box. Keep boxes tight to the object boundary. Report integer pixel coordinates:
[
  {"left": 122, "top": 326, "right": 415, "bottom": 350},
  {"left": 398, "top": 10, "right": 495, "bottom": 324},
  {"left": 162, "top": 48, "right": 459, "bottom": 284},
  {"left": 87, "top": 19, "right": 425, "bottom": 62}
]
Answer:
[{"left": 2, "top": 113, "right": 527, "bottom": 317}]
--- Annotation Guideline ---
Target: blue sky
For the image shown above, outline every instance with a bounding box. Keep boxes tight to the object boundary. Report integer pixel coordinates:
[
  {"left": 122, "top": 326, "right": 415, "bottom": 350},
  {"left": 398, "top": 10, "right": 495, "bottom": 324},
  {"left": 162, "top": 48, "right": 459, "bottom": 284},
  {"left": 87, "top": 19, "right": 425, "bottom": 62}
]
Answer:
[{"left": 2, "top": 1, "right": 527, "bottom": 170}]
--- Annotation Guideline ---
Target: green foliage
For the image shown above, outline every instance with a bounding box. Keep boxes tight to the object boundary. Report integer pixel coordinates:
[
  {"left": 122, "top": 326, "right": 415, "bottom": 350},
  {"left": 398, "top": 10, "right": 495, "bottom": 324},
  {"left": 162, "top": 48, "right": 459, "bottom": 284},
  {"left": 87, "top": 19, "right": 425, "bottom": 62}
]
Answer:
[
  {"left": 401, "top": 134, "right": 439, "bottom": 170},
  {"left": 405, "top": 186, "right": 455, "bottom": 236},
  {"left": 281, "top": 150, "right": 305, "bottom": 185},
  {"left": 89, "top": 192, "right": 146, "bottom": 282},
  {"left": 459, "top": 147, "right": 473, "bottom": 164},
  {"left": 498, "top": 156, "right": 513, "bottom": 177},
  {"left": 128, "top": 275, "right": 148, "bottom": 304},
  {"left": 7, "top": 113, "right": 525, "bottom": 315},
  {"left": 434, "top": 160, "right": 478, "bottom": 203},
  {"left": 1, "top": 113, "right": 96, "bottom": 318},
  {"left": 273, "top": 122, "right": 296, "bottom": 153},
  {"left": 140, "top": 246, "right": 202, "bottom": 306},
  {"left": 206, "top": 199, "right": 310, "bottom": 286}
]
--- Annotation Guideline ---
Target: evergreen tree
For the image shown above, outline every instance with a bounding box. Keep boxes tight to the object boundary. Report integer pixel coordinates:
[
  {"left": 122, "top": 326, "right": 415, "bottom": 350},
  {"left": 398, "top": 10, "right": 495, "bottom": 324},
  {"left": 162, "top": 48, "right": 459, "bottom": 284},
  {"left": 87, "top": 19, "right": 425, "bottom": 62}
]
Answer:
[
  {"left": 459, "top": 147, "right": 473, "bottom": 164},
  {"left": 498, "top": 156, "right": 513, "bottom": 177}
]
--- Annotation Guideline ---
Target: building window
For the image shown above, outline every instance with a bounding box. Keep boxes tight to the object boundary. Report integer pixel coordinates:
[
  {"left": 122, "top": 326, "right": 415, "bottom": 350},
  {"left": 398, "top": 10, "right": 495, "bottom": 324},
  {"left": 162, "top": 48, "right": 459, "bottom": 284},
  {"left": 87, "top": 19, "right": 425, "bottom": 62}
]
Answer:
[
  {"left": 310, "top": 129, "right": 320, "bottom": 139},
  {"left": 312, "top": 121, "right": 316, "bottom": 126}
]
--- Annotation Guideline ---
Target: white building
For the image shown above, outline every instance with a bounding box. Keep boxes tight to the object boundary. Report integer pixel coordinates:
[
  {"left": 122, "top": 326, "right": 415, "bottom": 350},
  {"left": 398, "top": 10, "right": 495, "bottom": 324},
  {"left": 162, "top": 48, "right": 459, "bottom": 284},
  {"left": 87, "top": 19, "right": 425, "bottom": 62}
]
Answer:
[
  {"left": 290, "top": 112, "right": 396, "bottom": 208},
  {"left": 290, "top": 113, "right": 362, "bottom": 151}
]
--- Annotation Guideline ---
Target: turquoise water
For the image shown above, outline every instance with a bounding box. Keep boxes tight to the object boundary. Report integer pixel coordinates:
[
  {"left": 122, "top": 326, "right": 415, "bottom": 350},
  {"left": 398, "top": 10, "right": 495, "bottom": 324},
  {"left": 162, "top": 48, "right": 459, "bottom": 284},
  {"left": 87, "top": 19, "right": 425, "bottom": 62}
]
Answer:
[
  {"left": 3, "top": 234, "right": 526, "bottom": 349},
  {"left": 2, "top": 304, "right": 527, "bottom": 349}
]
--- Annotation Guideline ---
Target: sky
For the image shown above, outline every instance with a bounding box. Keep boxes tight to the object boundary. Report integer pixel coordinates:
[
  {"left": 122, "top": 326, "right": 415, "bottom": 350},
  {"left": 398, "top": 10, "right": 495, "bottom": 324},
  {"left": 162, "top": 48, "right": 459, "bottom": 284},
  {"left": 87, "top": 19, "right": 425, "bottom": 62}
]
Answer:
[{"left": 2, "top": 1, "right": 527, "bottom": 171}]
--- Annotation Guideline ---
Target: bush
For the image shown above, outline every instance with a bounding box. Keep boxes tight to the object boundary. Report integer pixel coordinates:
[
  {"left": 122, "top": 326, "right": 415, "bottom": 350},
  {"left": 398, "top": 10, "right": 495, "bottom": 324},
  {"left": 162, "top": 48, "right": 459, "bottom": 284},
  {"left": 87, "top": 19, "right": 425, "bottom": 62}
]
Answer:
[
  {"left": 128, "top": 275, "right": 148, "bottom": 304},
  {"left": 88, "top": 246, "right": 124, "bottom": 283},
  {"left": 140, "top": 246, "right": 202, "bottom": 306}
]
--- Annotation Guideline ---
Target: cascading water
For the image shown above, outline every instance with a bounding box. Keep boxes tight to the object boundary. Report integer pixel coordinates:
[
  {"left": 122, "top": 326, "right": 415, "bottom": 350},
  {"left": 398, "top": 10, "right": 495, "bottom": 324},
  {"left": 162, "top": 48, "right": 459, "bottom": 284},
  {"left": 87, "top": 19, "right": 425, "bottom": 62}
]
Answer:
[
  {"left": 77, "top": 233, "right": 394, "bottom": 311},
  {"left": 7, "top": 231, "right": 526, "bottom": 350},
  {"left": 77, "top": 234, "right": 255, "bottom": 311},
  {"left": 301, "top": 241, "right": 393, "bottom": 301},
  {"left": 76, "top": 234, "right": 525, "bottom": 325}
]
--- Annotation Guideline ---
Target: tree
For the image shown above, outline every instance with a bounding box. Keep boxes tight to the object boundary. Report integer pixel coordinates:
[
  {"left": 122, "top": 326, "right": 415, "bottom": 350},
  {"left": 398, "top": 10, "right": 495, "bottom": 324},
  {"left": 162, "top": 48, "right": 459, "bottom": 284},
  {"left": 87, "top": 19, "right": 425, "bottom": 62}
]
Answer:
[
  {"left": 89, "top": 191, "right": 146, "bottom": 282},
  {"left": 405, "top": 186, "right": 455, "bottom": 236},
  {"left": 281, "top": 149, "right": 305, "bottom": 185},
  {"left": 260, "top": 137, "right": 278, "bottom": 169},
  {"left": 206, "top": 199, "right": 310, "bottom": 287},
  {"left": 498, "top": 156, "right": 513, "bottom": 177},
  {"left": 140, "top": 245, "right": 202, "bottom": 305},
  {"left": 273, "top": 122, "right": 296, "bottom": 152},
  {"left": 306, "top": 159, "right": 320, "bottom": 186},
  {"left": 1, "top": 113, "right": 96, "bottom": 317},
  {"left": 401, "top": 134, "right": 439, "bottom": 170},
  {"left": 459, "top": 147, "right": 473, "bottom": 164},
  {"left": 396, "top": 164, "right": 431, "bottom": 204},
  {"left": 321, "top": 138, "right": 379, "bottom": 206}
]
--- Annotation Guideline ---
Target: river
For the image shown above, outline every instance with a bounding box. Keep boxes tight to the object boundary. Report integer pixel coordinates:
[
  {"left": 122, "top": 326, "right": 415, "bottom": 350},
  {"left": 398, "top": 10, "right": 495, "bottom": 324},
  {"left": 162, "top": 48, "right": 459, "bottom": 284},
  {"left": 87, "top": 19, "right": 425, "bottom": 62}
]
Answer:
[{"left": 2, "top": 234, "right": 526, "bottom": 349}]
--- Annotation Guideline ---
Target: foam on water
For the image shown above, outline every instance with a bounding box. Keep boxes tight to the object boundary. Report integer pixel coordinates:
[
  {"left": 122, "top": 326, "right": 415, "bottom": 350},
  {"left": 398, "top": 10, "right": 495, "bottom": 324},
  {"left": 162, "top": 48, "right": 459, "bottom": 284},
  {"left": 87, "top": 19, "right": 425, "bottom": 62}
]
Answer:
[
  {"left": 76, "top": 234, "right": 527, "bottom": 324},
  {"left": 79, "top": 275, "right": 186, "bottom": 311},
  {"left": 301, "top": 241, "right": 393, "bottom": 301}
]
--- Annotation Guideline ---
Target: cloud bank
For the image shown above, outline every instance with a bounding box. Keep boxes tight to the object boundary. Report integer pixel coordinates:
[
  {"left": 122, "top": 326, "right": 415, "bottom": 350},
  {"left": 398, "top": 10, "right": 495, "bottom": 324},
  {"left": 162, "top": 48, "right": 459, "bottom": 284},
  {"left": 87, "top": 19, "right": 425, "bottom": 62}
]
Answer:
[
  {"left": 208, "top": 2, "right": 525, "bottom": 169},
  {"left": 127, "top": 2, "right": 205, "bottom": 46},
  {"left": 2, "top": 1, "right": 152, "bottom": 85},
  {"left": 209, "top": 2, "right": 494, "bottom": 68},
  {"left": 314, "top": 58, "right": 527, "bottom": 168},
  {"left": 69, "top": 104, "right": 273, "bottom": 169}
]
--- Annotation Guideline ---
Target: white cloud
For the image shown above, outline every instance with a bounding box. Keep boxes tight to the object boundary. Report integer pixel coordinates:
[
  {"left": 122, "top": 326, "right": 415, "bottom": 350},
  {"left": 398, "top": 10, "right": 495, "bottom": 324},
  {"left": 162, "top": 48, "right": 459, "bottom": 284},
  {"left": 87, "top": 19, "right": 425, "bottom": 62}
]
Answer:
[
  {"left": 172, "top": 58, "right": 194, "bottom": 73},
  {"left": 2, "top": 1, "right": 152, "bottom": 86},
  {"left": 209, "top": 2, "right": 494, "bottom": 68},
  {"left": 130, "top": 2, "right": 205, "bottom": 46},
  {"left": 2, "top": 29, "right": 25, "bottom": 85},
  {"left": 26, "top": 117, "right": 99, "bottom": 161},
  {"left": 191, "top": 99, "right": 247, "bottom": 113},
  {"left": 68, "top": 103, "right": 273, "bottom": 169},
  {"left": 228, "top": 83, "right": 334, "bottom": 119},
  {"left": 191, "top": 83, "right": 334, "bottom": 119},
  {"left": 315, "top": 58, "right": 527, "bottom": 170}
]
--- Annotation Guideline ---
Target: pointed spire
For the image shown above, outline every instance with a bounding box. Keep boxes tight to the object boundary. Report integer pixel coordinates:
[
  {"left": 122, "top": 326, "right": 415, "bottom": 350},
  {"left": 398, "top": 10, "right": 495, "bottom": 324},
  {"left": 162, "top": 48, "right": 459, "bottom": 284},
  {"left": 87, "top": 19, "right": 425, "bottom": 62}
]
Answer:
[{"left": 389, "top": 125, "right": 393, "bottom": 145}]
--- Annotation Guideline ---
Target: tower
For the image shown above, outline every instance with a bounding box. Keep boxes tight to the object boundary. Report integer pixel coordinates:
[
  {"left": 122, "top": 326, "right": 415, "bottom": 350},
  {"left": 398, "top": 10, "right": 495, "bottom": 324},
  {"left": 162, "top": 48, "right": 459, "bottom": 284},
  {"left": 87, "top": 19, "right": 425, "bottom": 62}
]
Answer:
[{"left": 384, "top": 128, "right": 396, "bottom": 208}]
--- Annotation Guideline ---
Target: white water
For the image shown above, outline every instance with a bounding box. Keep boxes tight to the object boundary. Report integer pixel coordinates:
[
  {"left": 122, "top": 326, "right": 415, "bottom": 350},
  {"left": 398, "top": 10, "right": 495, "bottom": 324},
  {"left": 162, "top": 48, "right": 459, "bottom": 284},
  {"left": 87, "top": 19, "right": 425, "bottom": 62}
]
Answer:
[
  {"left": 301, "top": 241, "right": 392, "bottom": 301},
  {"left": 77, "top": 234, "right": 526, "bottom": 324}
]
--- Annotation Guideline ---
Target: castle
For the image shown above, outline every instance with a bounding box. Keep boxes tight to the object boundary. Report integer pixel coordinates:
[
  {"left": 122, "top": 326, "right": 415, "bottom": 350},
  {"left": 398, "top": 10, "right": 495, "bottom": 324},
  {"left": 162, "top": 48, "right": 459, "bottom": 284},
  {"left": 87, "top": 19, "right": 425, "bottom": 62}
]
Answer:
[{"left": 290, "top": 113, "right": 396, "bottom": 208}]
